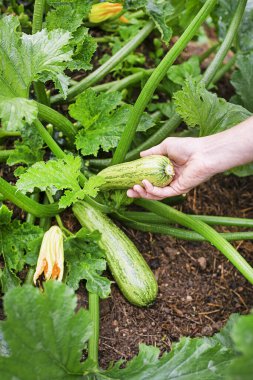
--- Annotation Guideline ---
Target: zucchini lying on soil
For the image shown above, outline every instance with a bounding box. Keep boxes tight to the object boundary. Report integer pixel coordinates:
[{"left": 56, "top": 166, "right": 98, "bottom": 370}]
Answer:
[
  {"left": 73, "top": 201, "right": 158, "bottom": 307},
  {"left": 98, "top": 155, "right": 174, "bottom": 190}
]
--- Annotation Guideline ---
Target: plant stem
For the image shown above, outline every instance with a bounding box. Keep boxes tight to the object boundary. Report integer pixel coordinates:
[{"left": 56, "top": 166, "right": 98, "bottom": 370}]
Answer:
[
  {"left": 0, "top": 150, "right": 12, "bottom": 163},
  {"left": 203, "top": 0, "right": 247, "bottom": 86},
  {"left": 26, "top": 193, "right": 40, "bottom": 224},
  {"left": 122, "top": 219, "right": 253, "bottom": 242},
  {"left": 33, "top": 120, "right": 66, "bottom": 159},
  {"left": 39, "top": 195, "right": 52, "bottom": 231},
  {"left": 88, "top": 292, "right": 100, "bottom": 368},
  {"left": 210, "top": 55, "right": 236, "bottom": 85},
  {"left": 107, "top": 69, "right": 154, "bottom": 93},
  {"left": 135, "top": 199, "right": 253, "bottom": 285},
  {"left": 115, "top": 211, "right": 253, "bottom": 228},
  {"left": 0, "top": 130, "right": 21, "bottom": 139},
  {"left": 111, "top": 0, "right": 216, "bottom": 165},
  {"left": 25, "top": 267, "right": 35, "bottom": 285},
  {"left": 51, "top": 21, "right": 154, "bottom": 104},
  {"left": 32, "top": 0, "right": 49, "bottom": 105},
  {"left": 0, "top": 177, "right": 59, "bottom": 217},
  {"left": 37, "top": 102, "right": 77, "bottom": 142}
]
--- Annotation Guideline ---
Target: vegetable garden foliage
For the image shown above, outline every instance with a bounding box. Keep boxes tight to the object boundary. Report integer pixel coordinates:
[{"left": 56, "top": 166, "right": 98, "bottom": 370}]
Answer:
[
  {"left": 0, "top": 0, "right": 253, "bottom": 377},
  {"left": 0, "top": 281, "right": 253, "bottom": 380}
]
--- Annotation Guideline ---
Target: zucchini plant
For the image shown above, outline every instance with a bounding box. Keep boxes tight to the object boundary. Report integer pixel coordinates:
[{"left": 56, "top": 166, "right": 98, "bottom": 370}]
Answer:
[{"left": 0, "top": 0, "right": 253, "bottom": 377}]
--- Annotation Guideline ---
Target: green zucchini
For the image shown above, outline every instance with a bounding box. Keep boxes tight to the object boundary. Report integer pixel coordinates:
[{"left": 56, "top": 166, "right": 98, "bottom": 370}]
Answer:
[
  {"left": 98, "top": 155, "right": 174, "bottom": 190},
  {"left": 73, "top": 201, "right": 158, "bottom": 307}
]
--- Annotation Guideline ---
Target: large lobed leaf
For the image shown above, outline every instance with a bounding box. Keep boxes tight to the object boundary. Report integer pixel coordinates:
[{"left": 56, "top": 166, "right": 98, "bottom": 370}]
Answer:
[
  {"left": 69, "top": 89, "right": 154, "bottom": 157},
  {"left": 16, "top": 156, "right": 105, "bottom": 208},
  {"left": 64, "top": 228, "right": 111, "bottom": 298},
  {"left": 0, "top": 281, "right": 92, "bottom": 380},
  {"left": 0, "top": 15, "right": 72, "bottom": 130},
  {"left": 0, "top": 204, "right": 43, "bottom": 293},
  {"left": 174, "top": 79, "right": 251, "bottom": 136}
]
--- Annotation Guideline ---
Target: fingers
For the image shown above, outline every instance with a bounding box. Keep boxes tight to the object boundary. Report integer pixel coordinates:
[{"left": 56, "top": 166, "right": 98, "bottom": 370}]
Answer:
[
  {"left": 127, "top": 180, "right": 187, "bottom": 200},
  {"left": 140, "top": 141, "right": 167, "bottom": 157},
  {"left": 127, "top": 184, "right": 163, "bottom": 200}
]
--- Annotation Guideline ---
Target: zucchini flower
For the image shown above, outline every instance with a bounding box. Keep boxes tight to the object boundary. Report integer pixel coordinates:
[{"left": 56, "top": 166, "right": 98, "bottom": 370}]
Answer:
[
  {"left": 33, "top": 226, "right": 64, "bottom": 284},
  {"left": 89, "top": 2, "right": 123, "bottom": 23}
]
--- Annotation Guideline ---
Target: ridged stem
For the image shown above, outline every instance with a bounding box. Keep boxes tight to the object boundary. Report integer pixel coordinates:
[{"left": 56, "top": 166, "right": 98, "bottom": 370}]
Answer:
[
  {"left": 88, "top": 293, "right": 99, "bottom": 368},
  {"left": 51, "top": 21, "right": 154, "bottom": 104},
  {"left": 0, "top": 130, "right": 21, "bottom": 139},
  {"left": 111, "top": 0, "right": 217, "bottom": 165},
  {"left": 33, "top": 120, "right": 66, "bottom": 159},
  {"left": 0, "top": 150, "right": 12, "bottom": 163},
  {"left": 37, "top": 103, "right": 77, "bottom": 142},
  {"left": 135, "top": 199, "right": 253, "bottom": 285},
  {"left": 0, "top": 177, "right": 59, "bottom": 217},
  {"left": 32, "top": 0, "right": 49, "bottom": 105},
  {"left": 116, "top": 211, "right": 253, "bottom": 228},
  {"left": 203, "top": 0, "right": 247, "bottom": 86},
  {"left": 122, "top": 219, "right": 253, "bottom": 242},
  {"left": 26, "top": 193, "right": 40, "bottom": 224}
]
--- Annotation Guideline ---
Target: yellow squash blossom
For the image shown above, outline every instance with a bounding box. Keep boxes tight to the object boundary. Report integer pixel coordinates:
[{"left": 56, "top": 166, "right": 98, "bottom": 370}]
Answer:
[
  {"left": 33, "top": 226, "right": 64, "bottom": 284},
  {"left": 89, "top": 2, "right": 123, "bottom": 23}
]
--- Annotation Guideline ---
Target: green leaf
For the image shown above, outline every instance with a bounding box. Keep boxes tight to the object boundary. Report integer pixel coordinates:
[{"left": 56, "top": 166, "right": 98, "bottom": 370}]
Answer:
[
  {"left": 146, "top": 0, "right": 173, "bottom": 43},
  {"left": 104, "top": 330, "right": 234, "bottom": 379},
  {"left": 0, "top": 268, "right": 21, "bottom": 294},
  {"left": 45, "top": 1, "right": 96, "bottom": 71},
  {"left": 0, "top": 15, "right": 72, "bottom": 129},
  {"left": 0, "top": 281, "right": 92, "bottom": 379},
  {"left": 16, "top": 156, "right": 82, "bottom": 194},
  {"left": 229, "top": 163, "right": 253, "bottom": 178},
  {"left": 7, "top": 123, "right": 45, "bottom": 166},
  {"left": 64, "top": 228, "right": 111, "bottom": 298},
  {"left": 226, "top": 313, "right": 253, "bottom": 380},
  {"left": 174, "top": 79, "right": 251, "bottom": 136},
  {"left": 124, "top": 0, "right": 173, "bottom": 43},
  {"left": 0, "top": 220, "right": 43, "bottom": 273},
  {"left": 230, "top": 53, "right": 253, "bottom": 113},
  {"left": 0, "top": 204, "right": 12, "bottom": 225},
  {"left": 16, "top": 156, "right": 104, "bottom": 208},
  {"left": 70, "top": 89, "right": 154, "bottom": 157},
  {"left": 167, "top": 56, "right": 201, "bottom": 86}
]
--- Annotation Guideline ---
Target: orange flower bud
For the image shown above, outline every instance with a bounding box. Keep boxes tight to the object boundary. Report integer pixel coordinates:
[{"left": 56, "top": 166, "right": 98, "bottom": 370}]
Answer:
[
  {"left": 119, "top": 15, "right": 129, "bottom": 23},
  {"left": 89, "top": 2, "right": 123, "bottom": 23},
  {"left": 33, "top": 226, "right": 64, "bottom": 284}
]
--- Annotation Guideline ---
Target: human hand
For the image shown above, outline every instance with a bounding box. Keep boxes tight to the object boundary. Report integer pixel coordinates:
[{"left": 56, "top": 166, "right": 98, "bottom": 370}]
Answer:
[{"left": 127, "top": 137, "right": 216, "bottom": 200}]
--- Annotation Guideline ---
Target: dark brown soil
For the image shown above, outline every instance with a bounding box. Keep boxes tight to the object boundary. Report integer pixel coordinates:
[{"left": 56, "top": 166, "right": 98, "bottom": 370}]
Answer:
[{"left": 76, "top": 174, "right": 253, "bottom": 368}]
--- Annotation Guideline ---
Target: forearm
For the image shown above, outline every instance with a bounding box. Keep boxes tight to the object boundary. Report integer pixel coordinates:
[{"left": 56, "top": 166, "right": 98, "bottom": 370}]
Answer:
[{"left": 201, "top": 116, "right": 253, "bottom": 174}]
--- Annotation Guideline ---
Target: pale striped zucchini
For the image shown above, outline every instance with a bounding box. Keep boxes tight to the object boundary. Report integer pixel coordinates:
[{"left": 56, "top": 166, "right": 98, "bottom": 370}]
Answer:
[
  {"left": 73, "top": 201, "right": 158, "bottom": 307},
  {"left": 97, "top": 155, "right": 174, "bottom": 190}
]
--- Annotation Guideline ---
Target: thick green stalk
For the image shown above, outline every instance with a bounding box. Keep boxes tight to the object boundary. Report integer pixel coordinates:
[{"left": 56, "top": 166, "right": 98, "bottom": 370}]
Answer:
[
  {"left": 32, "top": 0, "right": 49, "bottom": 105},
  {"left": 112, "top": 0, "right": 217, "bottom": 165},
  {"left": 203, "top": 0, "right": 247, "bottom": 86},
  {"left": 51, "top": 21, "right": 154, "bottom": 103},
  {"left": 0, "top": 150, "right": 12, "bottom": 163},
  {"left": 0, "top": 130, "right": 20, "bottom": 139},
  {"left": 107, "top": 69, "right": 154, "bottom": 93},
  {"left": 88, "top": 292, "right": 99, "bottom": 368},
  {"left": 210, "top": 55, "right": 236, "bottom": 85},
  {"left": 33, "top": 120, "right": 66, "bottom": 159},
  {"left": 26, "top": 193, "right": 40, "bottom": 224},
  {"left": 25, "top": 267, "right": 35, "bottom": 285},
  {"left": 116, "top": 211, "right": 253, "bottom": 228},
  {"left": 122, "top": 219, "right": 253, "bottom": 242},
  {"left": 37, "top": 103, "right": 77, "bottom": 141},
  {"left": 0, "top": 177, "right": 59, "bottom": 217},
  {"left": 135, "top": 199, "right": 253, "bottom": 285}
]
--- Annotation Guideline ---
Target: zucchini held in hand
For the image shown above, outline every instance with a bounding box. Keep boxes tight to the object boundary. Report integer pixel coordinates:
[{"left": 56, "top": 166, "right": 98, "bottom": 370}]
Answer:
[
  {"left": 98, "top": 155, "right": 174, "bottom": 190},
  {"left": 73, "top": 201, "right": 158, "bottom": 307}
]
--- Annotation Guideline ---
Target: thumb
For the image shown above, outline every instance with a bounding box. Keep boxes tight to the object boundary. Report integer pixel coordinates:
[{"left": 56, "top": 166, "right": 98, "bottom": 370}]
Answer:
[{"left": 140, "top": 141, "right": 167, "bottom": 157}]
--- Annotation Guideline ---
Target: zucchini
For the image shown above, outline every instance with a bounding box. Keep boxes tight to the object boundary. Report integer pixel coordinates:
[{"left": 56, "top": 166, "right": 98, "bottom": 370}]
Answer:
[
  {"left": 98, "top": 155, "right": 174, "bottom": 190},
  {"left": 73, "top": 201, "right": 158, "bottom": 307}
]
